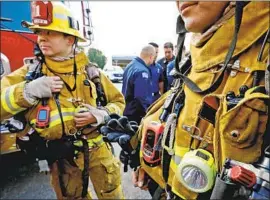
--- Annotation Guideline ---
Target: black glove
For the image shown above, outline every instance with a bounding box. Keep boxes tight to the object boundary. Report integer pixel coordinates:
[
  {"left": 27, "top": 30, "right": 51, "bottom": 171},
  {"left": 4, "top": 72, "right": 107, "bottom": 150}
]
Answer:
[
  {"left": 100, "top": 114, "right": 139, "bottom": 171},
  {"left": 119, "top": 148, "right": 140, "bottom": 172},
  {"left": 100, "top": 114, "right": 138, "bottom": 152}
]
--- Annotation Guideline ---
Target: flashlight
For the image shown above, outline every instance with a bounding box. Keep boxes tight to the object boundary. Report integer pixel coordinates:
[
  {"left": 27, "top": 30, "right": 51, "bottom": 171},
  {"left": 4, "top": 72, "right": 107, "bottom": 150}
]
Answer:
[{"left": 175, "top": 149, "right": 216, "bottom": 193}]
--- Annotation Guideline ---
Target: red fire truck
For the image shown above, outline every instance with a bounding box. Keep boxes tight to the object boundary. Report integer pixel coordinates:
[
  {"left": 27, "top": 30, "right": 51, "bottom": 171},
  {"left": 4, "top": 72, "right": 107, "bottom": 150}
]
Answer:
[{"left": 0, "top": 1, "right": 93, "bottom": 154}]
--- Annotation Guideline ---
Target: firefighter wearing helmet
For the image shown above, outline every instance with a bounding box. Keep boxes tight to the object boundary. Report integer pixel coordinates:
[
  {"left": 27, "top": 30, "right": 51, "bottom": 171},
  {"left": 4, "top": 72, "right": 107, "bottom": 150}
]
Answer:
[
  {"left": 1, "top": 1, "right": 125, "bottom": 199},
  {"left": 101, "top": 1, "right": 270, "bottom": 199}
]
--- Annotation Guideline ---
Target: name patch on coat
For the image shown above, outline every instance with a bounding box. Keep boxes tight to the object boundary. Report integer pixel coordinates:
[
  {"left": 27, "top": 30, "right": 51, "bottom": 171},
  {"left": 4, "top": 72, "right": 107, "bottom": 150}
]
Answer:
[{"left": 142, "top": 72, "right": 149, "bottom": 78}]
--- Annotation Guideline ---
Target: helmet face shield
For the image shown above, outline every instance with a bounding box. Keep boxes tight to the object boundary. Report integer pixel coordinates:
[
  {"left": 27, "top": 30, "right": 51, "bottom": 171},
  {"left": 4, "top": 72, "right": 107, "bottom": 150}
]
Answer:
[{"left": 29, "top": 1, "right": 86, "bottom": 42}]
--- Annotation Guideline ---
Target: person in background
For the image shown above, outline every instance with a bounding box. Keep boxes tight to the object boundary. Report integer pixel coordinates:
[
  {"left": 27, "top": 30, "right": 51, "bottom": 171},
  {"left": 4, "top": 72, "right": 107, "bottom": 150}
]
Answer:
[
  {"left": 148, "top": 42, "right": 164, "bottom": 103},
  {"left": 122, "top": 45, "right": 156, "bottom": 124},
  {"left": 157, "top": 42, "right": 175, "bottom": 93}
]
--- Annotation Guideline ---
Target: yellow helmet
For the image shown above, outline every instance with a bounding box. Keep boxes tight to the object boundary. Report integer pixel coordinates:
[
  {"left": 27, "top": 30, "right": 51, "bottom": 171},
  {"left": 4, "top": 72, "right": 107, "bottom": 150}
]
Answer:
[{"left": 29, "top": 1, "right": 86, "bottom": 42}]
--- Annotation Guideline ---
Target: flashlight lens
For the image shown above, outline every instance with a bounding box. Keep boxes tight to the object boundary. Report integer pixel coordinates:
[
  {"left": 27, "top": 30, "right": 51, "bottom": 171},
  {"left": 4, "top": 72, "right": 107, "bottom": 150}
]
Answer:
[{"left": 181, "top": 165, "right": 207, "bottom": 190}]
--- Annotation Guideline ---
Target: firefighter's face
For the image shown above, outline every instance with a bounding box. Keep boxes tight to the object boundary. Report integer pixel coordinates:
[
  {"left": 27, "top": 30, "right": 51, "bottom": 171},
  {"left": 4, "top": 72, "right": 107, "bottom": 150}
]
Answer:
[
  {"left": 176, "top": 1, "right": 229, "bottom": 33},
  {"left": 36, "top": 30, "right": 75, "bottom": 57}
]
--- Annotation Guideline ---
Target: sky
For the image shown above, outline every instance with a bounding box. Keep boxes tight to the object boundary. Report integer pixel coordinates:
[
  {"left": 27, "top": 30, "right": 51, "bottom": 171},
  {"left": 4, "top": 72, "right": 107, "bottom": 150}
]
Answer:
[{"left": 70, "top": 1, "right": 180, "bottom": 61}]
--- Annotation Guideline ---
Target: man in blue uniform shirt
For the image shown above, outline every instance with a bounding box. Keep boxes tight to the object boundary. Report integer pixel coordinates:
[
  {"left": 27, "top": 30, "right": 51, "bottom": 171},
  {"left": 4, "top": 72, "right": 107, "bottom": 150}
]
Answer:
[
  {"left": 148, "top": 42, "right": 164, "bottom": 103},
  {"left": 122, "top": 45, "right": 156, "bottom": 124},
  {"left": 157, "top": 42, "right": 175, "bottom": 93}
]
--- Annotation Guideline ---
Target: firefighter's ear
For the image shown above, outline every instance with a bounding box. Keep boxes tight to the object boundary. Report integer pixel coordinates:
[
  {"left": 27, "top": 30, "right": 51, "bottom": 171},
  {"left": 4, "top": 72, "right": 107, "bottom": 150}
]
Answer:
[{"left": 65, "top": 35, "right": 76, "bottom": 45}]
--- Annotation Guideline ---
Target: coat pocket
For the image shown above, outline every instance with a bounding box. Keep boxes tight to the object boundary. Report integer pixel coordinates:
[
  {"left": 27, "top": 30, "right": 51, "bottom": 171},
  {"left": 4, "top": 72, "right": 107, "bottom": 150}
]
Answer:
[
  {"left": 211, "top": 86, "right": 269, "bottom": 168},
  {"left": 219, "top": 87, "right": 268, "bottom": 148},
  {"left": 100, "top": 157, "right": 121, "bottom": 192}
]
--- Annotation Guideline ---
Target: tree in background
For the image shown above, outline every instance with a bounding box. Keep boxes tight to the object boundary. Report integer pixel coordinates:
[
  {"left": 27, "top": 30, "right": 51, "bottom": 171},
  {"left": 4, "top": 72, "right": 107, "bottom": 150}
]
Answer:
[{"left": 87, "top": 48, "right": 107, "bottom": 69}]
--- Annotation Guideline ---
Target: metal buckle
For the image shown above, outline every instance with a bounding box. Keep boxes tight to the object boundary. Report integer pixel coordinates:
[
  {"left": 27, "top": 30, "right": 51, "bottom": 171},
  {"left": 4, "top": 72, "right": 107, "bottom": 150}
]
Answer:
[{"left": 182, "top": 124, "right": 203, "bottom": 141}]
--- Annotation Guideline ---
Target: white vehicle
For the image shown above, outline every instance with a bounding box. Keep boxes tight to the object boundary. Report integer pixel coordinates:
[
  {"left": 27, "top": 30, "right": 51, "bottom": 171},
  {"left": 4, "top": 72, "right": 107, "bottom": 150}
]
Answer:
[{"left": 103, "top": 65, "right": 124, "bottom": 82}]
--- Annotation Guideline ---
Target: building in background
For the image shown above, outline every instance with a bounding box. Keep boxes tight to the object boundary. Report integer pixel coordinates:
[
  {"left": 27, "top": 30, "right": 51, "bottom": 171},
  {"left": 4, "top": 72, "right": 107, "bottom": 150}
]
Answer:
[{"left": 112, "top": 55, "right": 136, "bottom": 69}]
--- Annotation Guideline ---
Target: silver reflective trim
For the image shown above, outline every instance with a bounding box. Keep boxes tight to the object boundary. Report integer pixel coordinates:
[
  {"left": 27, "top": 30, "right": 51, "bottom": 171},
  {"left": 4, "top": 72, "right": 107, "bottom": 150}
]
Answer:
[
  {"left": 54, "top": 13, "right": 68, "bottom": 20},
  {"left": 5, "top": 88, "right": 17, "bottom": 113},
  {"left": 94, "top": 138, "right": 104, "bottom": 146},
  {"left": 173, "top": 154, "right": 182, "bottom": 165},
  {"left": 50, "top": 111, "right": 74, "bottom": 122}
]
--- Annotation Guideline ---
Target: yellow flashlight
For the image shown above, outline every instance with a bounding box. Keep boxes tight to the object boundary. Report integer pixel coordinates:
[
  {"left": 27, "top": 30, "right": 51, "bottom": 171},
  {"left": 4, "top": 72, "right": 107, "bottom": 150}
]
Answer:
[{"left": 175, "top": 149, "right": 216, "bottom": 193}]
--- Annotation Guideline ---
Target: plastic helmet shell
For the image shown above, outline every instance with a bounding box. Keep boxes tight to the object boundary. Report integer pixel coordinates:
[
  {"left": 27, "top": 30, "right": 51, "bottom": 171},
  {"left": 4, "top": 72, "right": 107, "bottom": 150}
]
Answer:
[{"left": 29, "top": 1, "right": 86, "bottom": 42}]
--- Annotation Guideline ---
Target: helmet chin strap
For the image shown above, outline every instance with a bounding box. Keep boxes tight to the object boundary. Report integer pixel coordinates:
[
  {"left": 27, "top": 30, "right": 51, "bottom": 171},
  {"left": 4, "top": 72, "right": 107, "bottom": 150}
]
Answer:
[{"left": 71, "top": 37, "right": 78, "bottom": 91}]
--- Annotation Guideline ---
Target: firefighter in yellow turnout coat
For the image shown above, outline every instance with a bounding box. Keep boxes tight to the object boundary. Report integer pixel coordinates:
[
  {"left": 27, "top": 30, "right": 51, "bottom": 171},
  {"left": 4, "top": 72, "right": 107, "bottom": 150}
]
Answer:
[
  {"left": 123, "top": 1, "right": 269, "bottom": 199},
  {"left": 1, "top": 2, "right": 125, "bottom": 199}
]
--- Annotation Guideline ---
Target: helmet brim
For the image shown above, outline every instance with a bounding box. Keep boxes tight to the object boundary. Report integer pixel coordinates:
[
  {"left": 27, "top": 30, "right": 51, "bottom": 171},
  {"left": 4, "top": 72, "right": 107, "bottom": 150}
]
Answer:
[{"left": 29, "top": 26, "right": 87, "bottom": 42}]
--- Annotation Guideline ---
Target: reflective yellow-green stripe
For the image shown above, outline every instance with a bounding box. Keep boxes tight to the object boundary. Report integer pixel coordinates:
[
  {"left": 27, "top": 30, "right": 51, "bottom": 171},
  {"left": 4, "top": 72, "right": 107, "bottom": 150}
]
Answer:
[
  {"left": 171, "top": 146, "right": 190, "bottom": 200},
  {"left": 74, "top": 134, "right": 104, "bottom": 148},
  {"left": 1, "top": 86, "right": 24, "bottom": 114},
  {"left": 171, "top": 146, "right": 189, "bottom": 172},
  {"left": 87, "top": 134, "right": 104, "bottom": 147},
  {"left": 31, "top": 108, "right": 75, "bottom": 132},
  {"left": 107, "top": 104, "right": 120, "bottom": 114}
]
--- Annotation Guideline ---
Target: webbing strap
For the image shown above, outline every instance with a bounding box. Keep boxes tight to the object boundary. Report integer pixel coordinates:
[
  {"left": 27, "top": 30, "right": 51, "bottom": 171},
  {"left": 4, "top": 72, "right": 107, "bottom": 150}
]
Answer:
[
  {"left": 81, "top": 138, "right": 90, "bottom": 197},
  {"left": 85, "top": 64, "right": 107, "bottom": 107},
  {"left": 175, "top": 2, "right": 245, "bottom": 95},
  {"left": 57, "top": 160, "right": 67, "bottom": 197}
]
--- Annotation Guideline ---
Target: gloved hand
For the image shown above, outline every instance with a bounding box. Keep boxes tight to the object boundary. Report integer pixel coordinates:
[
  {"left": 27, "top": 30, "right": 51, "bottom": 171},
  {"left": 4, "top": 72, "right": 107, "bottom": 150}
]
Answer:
[
  {"left": 100, "top": 114, "right": 138, "bottom": 148},
  {"left": 76, "top": 103, "right": 109, "bottom": 127},
  {"left": 24, "top": 76, "right": 63, "bottom": 104},
  {"left": 100, "top": 114, "right": 139, "bottom": 171},
  {"left": 119, "top": 148, "right": 140, "bottom": 171}
]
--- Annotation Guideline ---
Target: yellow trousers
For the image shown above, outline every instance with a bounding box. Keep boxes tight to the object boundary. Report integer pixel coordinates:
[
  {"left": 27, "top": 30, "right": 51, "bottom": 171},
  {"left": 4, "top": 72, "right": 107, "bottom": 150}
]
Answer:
[{"left": 50, "top": 143, "right": 124, "bottom": 199}]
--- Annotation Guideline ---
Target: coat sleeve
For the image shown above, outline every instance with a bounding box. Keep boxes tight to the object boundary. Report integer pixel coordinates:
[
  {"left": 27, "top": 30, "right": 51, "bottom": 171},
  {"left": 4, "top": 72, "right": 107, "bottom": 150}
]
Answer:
[
  {"left": 99, "top": 70, "right": 125, "bottom": 115},
  {"left": 1, "top": 65, "right": 32, "bottom": 120}
]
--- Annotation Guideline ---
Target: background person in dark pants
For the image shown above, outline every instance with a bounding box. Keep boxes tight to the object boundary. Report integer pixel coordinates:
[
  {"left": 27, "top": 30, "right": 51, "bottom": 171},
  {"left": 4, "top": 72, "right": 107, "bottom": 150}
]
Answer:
[
  {"left": 157, "top": 42, "right": 175, "bottom": 93},
  {"left": 148, "top": 42, "right": 164, "bottom": 103},
  {"left": 122, "top": 45, "right": 156, "bottom": 124}
]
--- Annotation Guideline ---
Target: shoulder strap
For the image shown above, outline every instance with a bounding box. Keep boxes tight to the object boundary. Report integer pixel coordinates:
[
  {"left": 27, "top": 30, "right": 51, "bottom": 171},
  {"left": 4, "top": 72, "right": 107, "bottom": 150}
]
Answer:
[
  {"left": 175, "top": 2, "right": 245, "bottom": 95},
  {"left": 258, "top": 28, "right": 270, "bottom": 95},
  {"left": 85, "top": 63, "right": 107, "bottom": 107},
  {"left": 25, "top": 57, "right": 43, "bottom": 81}
]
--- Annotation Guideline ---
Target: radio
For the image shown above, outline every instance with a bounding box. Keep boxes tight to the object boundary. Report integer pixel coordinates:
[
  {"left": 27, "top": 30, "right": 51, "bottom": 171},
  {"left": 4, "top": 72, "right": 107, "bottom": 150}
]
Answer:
[
  {"left": 36, "top": 100, "right": 50, "bottom": 129},
  {"left": 142, "top": 121, "right": 164, "bottom": 167}
]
